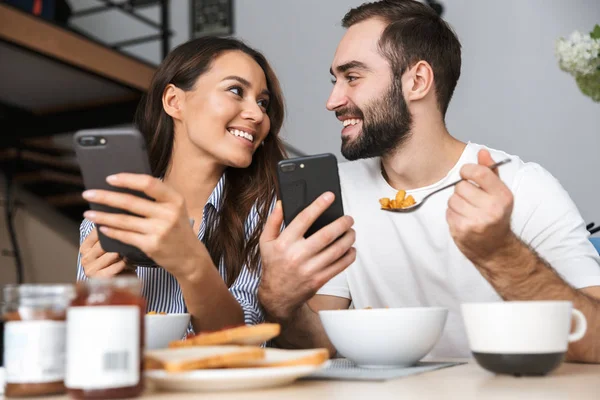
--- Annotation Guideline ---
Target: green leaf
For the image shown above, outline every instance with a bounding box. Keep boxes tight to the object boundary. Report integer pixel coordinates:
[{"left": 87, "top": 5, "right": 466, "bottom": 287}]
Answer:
[
  {"left": 591, "top": 24, "right": 600, "bottom": 40},
  {"left": 575, "top": 70, "right": 600, "bottom": 102}
]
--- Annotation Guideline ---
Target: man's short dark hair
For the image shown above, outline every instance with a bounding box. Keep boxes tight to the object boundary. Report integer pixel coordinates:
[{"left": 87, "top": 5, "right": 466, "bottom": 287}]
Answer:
[{"left": 342, "top": 0, "right": 461, "bottom": 117}]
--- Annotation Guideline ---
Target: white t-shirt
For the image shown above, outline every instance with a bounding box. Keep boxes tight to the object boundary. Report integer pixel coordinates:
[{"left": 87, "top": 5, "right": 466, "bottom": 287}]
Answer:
[{"left": 317, "top": 142, "right": 600, "bottom": 358}]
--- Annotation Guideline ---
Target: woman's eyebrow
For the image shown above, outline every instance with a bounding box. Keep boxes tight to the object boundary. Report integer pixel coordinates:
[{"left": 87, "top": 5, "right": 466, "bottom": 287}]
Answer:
[{"left": 222, "top": 75, "right": 270, "bottom": 96}]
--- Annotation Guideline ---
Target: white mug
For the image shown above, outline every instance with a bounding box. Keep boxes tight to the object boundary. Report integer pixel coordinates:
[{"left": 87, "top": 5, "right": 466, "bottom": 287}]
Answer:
[{"left": 461, "top": 301, "right": 587, "bottom": 375}]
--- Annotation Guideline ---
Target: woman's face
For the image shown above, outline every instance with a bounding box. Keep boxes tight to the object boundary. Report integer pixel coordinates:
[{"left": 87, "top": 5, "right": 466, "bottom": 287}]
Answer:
[{"left": 167, "top": 50, "right": 272, "bottom": 168}]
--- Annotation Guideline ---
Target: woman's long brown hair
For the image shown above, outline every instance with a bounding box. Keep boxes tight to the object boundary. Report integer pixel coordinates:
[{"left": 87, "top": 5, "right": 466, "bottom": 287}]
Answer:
[{"left": 134, "top": 37, "right": 286, "bottom": 286}]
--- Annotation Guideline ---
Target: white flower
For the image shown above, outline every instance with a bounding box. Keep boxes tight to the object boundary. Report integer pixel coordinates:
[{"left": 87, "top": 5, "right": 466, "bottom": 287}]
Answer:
[{"left": 555, "top": 31, "right": 600, "bottom": 76}]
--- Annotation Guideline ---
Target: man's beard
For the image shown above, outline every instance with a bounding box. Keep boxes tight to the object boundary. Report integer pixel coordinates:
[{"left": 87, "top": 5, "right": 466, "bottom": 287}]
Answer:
[{"left": 339, "top": 79, "right": 413, "bottom": 161}]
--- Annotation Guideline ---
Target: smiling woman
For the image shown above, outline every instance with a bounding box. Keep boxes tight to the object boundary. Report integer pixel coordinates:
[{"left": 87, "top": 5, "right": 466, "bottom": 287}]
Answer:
[{"left": 75, "top": 36, "right": 286, "bottom": 335}]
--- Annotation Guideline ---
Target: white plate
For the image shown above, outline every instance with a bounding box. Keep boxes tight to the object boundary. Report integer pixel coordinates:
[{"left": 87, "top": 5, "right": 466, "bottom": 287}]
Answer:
[{"left": 145, "top": 363, "right": 325, "bottom": 392}]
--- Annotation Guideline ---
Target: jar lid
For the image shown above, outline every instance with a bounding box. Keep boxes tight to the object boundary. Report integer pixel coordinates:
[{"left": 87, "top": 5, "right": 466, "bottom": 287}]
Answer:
[
  {"left": 78, "top": 276, "right": 142, "bottom": 296},
  {"left": 3, "top": 284, "right": 76, "bottom": 308},
  {"left": 83, "top": 276, "right": 141, "bottom": 287}
]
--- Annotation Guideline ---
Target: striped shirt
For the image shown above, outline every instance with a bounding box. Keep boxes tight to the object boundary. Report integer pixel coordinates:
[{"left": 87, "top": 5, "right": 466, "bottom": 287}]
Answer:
[{"left": 76, "top": 174, "right": 264, "bottom": 326}]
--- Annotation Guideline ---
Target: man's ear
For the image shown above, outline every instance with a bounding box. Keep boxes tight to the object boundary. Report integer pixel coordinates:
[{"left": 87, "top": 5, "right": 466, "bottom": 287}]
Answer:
[
  {"left": 403, "top": 60, "right": 434, "bottom": 102},
  {"left": 162, "top": 84, "right": 184, "bottom": 120}
]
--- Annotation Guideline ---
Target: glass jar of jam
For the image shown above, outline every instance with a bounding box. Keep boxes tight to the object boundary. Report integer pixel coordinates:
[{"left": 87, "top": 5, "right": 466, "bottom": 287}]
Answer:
[
  {"left": 2, "top": 284, "right": 75, "bottom": 397},
  {"left": 65, "top": 276, "right": 145, "bottom": 399}
]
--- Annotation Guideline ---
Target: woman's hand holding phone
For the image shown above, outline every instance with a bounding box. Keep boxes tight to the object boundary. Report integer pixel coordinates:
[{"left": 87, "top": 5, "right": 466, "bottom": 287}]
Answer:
[
  {"left": 79, "top": 228, "right": 132, "bottom": 277},
  {"left": 81, "top": 173, "right": 207, "bottom": 279}
]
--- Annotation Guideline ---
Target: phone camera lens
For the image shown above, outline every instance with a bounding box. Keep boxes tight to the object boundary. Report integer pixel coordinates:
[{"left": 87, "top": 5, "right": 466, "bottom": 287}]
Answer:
[
  {"left": 78, "top": 136, "right": 98, "bottom": 146},
  {"left": 281, "top": 163, "right": 296, "bottom": 172}
]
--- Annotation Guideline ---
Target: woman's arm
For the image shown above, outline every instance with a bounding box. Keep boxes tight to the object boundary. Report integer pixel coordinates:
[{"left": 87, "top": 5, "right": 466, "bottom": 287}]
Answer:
[
  {"left": 175, "top": 246, "right": 245, "bottom": 332},
  {"left": 80, "top": 173, "right": 247, "bottom": 331}
]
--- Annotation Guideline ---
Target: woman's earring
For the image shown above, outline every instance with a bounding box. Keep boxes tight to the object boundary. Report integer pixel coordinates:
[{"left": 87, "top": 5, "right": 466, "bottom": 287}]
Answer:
[{"left": 261, "top": 141, "right": 265, "bottom": 146}]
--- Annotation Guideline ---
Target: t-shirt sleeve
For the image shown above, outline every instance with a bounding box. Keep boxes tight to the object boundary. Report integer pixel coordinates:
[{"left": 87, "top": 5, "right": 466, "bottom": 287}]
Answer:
[
  {"left": 511, "top": 163, "right": 600, "bottom": 289},
  {"left": 316, "top": 269, "right": 351, "bottom": 299}
]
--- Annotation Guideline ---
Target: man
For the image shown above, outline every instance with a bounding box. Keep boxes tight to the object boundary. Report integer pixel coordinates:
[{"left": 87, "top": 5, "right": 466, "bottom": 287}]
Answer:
[{"left": 258, "top": 0, "right": 600, "bottom": 361}]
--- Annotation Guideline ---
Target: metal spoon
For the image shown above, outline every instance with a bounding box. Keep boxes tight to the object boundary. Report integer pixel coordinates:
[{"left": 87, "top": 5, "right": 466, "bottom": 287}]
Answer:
[{"left": 381, "top": 158, "right": 512, "bottom": 213}]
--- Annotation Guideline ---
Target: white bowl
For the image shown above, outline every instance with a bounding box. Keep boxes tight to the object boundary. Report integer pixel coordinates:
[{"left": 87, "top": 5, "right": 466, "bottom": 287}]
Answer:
[
  {"left": 319, "top": 307, "right": 448, "bottom": 368},
  {"left": 145, "top": 313, "right": 191, "bottom": 350}
]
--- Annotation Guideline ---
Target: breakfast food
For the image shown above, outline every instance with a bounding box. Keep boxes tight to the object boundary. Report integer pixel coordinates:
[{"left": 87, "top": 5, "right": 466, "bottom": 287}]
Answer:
[
  {"left": 147, "top": 311, "right": 167, "bottom": 315},
  {"left": 379, "top": 190, "right": 416, "bottom": 210},
  {"left": 145, "top": 346, "right": 265, "bottom": 372},
  {"left": 225, "top": 348, "right": 329, "bottom": 368},
  {"left": 144, "top": 322, "right": 328, "bottom": 374},
  {"left": 169, "top": 323, "right": 281, "bottom": 347},
  {"left": 144, "top": 347, "right": 328, "bottom": 372}
]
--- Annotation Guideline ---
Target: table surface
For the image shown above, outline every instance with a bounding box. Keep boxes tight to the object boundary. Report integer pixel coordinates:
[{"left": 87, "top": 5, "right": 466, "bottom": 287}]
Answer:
[{"left": 15, "top": 359, "right": 600, "bottom": 400}]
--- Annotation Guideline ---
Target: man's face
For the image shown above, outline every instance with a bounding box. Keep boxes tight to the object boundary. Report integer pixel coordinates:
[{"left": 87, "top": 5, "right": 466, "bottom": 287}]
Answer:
[{"left": 327, "top": 18, "right": 412, "bottom": 160}]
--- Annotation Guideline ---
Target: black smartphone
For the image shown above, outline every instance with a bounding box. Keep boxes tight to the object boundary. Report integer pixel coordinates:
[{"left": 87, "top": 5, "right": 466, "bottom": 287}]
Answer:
[
  {"left": 277, "top": 153, "right": 344, "bottom": 238},
  {"left": 73, "top": 128, "right": 156, "bottom": 267}
]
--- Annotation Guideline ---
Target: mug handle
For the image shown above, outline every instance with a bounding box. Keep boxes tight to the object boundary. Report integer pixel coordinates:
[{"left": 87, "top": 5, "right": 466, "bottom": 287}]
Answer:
[{"left": 568, "top": 309, "right": 587, "bottom": 342}]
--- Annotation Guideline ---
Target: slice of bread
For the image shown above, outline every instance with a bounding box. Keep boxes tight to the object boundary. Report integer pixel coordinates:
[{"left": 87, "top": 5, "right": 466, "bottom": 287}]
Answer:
[
  {"left": 169, "top": 323, "right": 281, "bottom": 348},
  {"left": 145, "top": 346, "right": 265, "bottom": 372},
  {"left": 224, "top": 348, "right": 329, "bottom": 368}
]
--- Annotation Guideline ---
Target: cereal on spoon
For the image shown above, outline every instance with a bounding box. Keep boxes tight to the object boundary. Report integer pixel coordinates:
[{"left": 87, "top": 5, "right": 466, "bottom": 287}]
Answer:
[{"left": 379, "top": 190, "right": 416, "bottom": 210}]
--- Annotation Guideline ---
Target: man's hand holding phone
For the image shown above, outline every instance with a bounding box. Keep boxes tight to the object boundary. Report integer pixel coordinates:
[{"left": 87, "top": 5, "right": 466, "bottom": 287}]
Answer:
[{"left": 258, "top": 192, "right": 356, "bottom": 322}]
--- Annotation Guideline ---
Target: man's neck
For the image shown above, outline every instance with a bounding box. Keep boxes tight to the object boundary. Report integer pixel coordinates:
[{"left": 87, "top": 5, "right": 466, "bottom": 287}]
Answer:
[{"left": 380, "top": 117, "right": 466, "bottom": 191}]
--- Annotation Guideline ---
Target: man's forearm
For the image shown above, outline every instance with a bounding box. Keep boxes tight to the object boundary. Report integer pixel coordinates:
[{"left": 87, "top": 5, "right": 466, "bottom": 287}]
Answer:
[
  {"left": 266, "top": 303, "right": 336, "bottom": 356},
  {"left": 475, "top": 233, "right": 600, "bottom": 363}
]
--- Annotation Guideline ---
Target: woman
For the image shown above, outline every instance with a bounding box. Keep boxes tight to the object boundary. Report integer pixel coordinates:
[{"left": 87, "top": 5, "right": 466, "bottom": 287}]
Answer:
[{"left": 76, "top": 36, "right": 285, "bottom": 332}]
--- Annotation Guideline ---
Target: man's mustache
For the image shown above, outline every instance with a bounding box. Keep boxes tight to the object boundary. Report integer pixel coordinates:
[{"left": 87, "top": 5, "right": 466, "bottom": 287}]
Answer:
[{"left": 335, "top": 107, "right": 364, "bottom": 119}]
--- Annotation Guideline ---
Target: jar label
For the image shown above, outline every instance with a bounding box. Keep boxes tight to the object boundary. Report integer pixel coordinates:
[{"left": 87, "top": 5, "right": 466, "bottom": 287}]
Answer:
[
  {"left": 5, "top": 320, "right": 67, "bottom": 383},
  {"left": 65, "top": 306, "right": 140, "bottom": 390}
]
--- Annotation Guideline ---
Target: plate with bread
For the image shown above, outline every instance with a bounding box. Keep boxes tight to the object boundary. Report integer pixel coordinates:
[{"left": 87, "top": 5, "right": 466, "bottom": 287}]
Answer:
[{"left": 144, "top": 323, "right": 329, "bottom": 392}]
